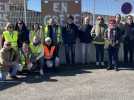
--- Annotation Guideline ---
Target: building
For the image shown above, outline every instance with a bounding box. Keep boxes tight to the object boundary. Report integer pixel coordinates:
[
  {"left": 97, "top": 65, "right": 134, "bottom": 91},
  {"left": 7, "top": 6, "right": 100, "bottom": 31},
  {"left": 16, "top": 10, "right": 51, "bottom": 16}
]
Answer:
[
  {"left": 41, "top": 0, "right": 81, "bottom": 24},
  {"left": 0, "top": 0, "right": 42, "bottom": 31}
]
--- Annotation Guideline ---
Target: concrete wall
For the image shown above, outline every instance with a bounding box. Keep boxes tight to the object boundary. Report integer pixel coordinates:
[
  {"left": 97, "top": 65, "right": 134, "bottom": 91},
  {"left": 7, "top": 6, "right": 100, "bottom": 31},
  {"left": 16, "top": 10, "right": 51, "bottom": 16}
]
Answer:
[{"left": 59, "top": 41, "right": 124, "bottom": 64}]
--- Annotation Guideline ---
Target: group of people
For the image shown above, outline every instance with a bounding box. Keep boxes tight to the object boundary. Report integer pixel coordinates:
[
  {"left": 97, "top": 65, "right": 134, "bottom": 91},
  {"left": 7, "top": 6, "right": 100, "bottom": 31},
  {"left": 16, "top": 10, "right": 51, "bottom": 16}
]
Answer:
[{"left": 0, "top": 13, "right": 134, "bottom": 80}]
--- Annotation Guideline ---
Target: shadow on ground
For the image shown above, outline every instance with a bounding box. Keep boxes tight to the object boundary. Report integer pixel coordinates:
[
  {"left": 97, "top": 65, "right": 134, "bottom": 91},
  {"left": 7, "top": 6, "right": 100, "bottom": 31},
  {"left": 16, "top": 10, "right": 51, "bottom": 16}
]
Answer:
[{"left": 0, "top": 64, "right": 92, "bottom": 91}]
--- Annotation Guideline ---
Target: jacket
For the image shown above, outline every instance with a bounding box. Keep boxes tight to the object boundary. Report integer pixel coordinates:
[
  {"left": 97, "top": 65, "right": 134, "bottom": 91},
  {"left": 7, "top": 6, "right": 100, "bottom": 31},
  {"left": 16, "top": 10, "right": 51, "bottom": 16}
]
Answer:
[
  {"left": 79, "top": 24, "right": 92, "bottom": 43},
  {"left": 62, "top": 23, "right": 78, "bottom": 44}
]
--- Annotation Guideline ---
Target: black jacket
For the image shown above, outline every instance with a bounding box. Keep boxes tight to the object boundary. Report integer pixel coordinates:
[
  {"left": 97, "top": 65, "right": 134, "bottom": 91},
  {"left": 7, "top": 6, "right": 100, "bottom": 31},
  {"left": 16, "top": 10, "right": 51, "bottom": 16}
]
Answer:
[
  {"left": 62, "top": 23, "right": 78, "bottom": 44},
  {"left": 79, "top": 24, "right": 92, "bottom": 43},
  {"left": 123, "top": 23, "right": 134, "bottom": 45}
]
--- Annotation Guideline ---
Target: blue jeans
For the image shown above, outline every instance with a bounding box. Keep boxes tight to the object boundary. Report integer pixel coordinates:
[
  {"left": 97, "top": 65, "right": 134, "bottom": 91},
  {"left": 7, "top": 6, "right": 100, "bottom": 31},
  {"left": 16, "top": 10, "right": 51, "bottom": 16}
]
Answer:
[
  {"left": 31, "top": 56, "right": 44, "bottom": 71},
  {"left": 0, "top": 65, "right": 18, "bottom": 80},
  {"left": 108, "top": 46, "right": 119, "bottom": 67},
  {"left": 64, "top": 44, "right": 75, "bottom": 64},
  {"left": 95, "top": 44, "right": 104, "bottom": 62}
]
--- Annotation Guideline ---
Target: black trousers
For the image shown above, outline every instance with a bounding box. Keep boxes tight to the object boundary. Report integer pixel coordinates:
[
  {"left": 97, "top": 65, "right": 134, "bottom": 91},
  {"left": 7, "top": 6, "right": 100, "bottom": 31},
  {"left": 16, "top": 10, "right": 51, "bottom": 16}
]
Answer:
[{"left": 123, "top": 43, "right": 134, "bottom": 64}]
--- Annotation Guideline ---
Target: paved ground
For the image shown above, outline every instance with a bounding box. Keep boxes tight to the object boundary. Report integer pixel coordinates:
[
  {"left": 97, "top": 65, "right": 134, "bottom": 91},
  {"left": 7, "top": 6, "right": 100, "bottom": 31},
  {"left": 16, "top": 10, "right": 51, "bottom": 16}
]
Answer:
[{"left": 0, "top": 65, "right": 134, "bottom": 100}]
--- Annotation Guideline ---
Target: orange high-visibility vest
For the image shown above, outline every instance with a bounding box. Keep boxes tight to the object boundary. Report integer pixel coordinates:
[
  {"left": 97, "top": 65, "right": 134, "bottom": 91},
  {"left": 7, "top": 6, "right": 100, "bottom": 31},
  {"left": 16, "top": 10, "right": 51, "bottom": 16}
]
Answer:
[{"left": 44, "top": 45, "right": 56, "bottom": 59}]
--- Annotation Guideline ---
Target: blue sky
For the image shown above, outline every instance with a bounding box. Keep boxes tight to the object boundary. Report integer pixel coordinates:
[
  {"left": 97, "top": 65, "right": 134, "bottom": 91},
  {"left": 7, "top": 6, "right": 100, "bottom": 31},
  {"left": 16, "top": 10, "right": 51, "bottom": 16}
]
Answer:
[{"left": 28, "top": 0, "right": 134, "bottom": 15}]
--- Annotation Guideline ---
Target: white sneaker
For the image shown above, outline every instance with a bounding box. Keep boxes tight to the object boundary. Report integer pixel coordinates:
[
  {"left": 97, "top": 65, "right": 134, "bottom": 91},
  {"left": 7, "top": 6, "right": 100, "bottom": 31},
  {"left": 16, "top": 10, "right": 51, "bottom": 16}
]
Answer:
[
  {"left": 96, "top": 62, "right": 99, "bottom": 66},
  {"left": 40, "top": 69, "right": 44, "bottom": 76},
  {"left": 101, "top": 62, "right": 105, "bottom": 66}
]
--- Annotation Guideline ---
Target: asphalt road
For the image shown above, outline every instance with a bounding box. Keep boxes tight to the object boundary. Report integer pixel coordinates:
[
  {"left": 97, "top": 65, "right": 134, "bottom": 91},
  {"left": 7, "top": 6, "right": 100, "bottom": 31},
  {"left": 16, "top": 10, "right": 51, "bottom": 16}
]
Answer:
[{"left": 0, "top": 65, "right": 134, "bottom": 100}]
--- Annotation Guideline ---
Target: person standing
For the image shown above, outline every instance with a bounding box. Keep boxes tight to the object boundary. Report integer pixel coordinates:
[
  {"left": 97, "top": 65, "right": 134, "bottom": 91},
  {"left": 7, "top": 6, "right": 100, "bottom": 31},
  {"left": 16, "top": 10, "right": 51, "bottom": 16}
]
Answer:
[
  {"left": 105, "top": 19, "right": 122, "bottom": 71},
  {"left": 15, "top": 20, "right": 29, "bottom": 48},
  {"left": 30, "top": 23, "right": 43, "bottom": 43},
  {"left": 91, "top": 16, "right": 107, "bottom": 67},
  {"left": 79, "top": 16, "right": 92, "bottom": 64},
  {"left": 1, "top": 23, "right": 18, "bottom": 50},
  {"left": 122, "top": 15, "right": 134, "bottom": 66},
  {"left": 62, "top": 15, "right": 79, "bottom": 64}
]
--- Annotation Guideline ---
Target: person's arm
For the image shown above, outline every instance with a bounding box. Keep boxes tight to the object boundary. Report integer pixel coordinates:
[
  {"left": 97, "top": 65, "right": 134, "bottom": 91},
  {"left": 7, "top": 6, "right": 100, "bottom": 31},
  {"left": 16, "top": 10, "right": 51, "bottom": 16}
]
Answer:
[{"left": 91, "top": 26, "right": 96, "bottom": 39}]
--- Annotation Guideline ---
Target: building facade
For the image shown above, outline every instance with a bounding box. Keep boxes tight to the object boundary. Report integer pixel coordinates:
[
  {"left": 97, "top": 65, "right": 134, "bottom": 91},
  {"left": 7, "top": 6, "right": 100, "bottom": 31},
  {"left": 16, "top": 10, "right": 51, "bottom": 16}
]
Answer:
[{"left": 0, "top": 0, "right": 42, "bottom": 31}]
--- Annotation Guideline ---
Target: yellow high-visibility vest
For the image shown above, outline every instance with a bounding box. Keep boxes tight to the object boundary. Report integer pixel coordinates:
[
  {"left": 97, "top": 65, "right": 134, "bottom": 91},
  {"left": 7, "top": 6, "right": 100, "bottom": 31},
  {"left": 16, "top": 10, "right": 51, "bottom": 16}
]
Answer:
[
  {"left": 30, "top": 31, "right": 36, "bottom": 43},
  {"left": 3, "top": 31, "right": 18, "bottom": 48},
  {"left": 44, "top": 25, "right": 62, "bottom": 42},
  {"left": 30, "top": 43, "right": 42, "bottom": 56}
]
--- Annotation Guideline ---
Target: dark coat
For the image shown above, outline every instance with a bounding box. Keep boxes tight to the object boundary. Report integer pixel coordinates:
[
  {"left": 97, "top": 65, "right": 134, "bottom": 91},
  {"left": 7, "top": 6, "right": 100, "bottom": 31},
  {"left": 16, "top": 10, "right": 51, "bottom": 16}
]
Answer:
[
  {"left": 123, "top": 23, "right": 134, "bottom": 46},
  {"left": 62, "top": 23, "right": 78, "bottom": 44},
  {"left": 79, "top": 24, "right": 92, "bottom": 43}
]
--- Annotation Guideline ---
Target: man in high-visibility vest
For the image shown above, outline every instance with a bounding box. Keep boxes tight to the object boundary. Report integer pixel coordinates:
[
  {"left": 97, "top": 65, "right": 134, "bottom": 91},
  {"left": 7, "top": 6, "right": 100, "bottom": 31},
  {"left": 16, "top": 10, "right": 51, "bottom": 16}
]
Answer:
[
  {"left": 43, "top": 37, "right": 59, "bottom": 72},
  {"left": 1, "top": 23, "right": 18, "bottom": 50},
  {"left": 0, "top": 41, "right": 19, "bottom": 80},
  {"left": 30, "top": 36, "right": 44, "bottom": 75}
]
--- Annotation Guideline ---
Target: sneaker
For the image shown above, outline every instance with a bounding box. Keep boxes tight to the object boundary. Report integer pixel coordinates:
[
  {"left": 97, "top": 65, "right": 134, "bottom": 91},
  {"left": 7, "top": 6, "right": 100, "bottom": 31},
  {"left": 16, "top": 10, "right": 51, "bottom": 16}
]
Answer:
[
  {"left": 96, "top": 62, "right": 99, "bottom": 66},
  {"left": 10, "top": 76, "right": 19, "bottom": 79},
  {"left": 107, "top": 66, "right": 112, "bottom": 70},
  {"left": 40, "top": 69, "right": 44, "bottom": 76},
  {"left": 101, "top": 62, "right": 105, "bottom": 66},
  {"left": 114, "top": 67, "right": 119, "bottom": 71}
]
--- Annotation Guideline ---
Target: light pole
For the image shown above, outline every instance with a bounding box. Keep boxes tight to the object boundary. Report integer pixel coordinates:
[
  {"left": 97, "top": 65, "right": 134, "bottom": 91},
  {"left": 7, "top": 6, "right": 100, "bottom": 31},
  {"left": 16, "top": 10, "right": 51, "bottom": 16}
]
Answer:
[
  {"left": 24, "top": 0, "right": 27, "bottom": 25},
  {"left": 93, "top": 0, "right": 96, "bottom": 25}
]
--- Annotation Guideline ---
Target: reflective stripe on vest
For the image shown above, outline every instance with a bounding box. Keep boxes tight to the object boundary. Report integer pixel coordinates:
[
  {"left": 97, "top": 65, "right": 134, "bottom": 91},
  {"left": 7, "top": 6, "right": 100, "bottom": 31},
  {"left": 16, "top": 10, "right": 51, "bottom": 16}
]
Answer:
[
  {"left": 44, "top": 45, "right": 55, "bottom": 59},
  {"left": 30, "top": 31, "right": 36, "bottom": 43},
  {"left": 44, "top": 25, "right": 49, "bottom": 38},
  {"left": 3, "top": 31, "right": 18, "bottom": 47},
  {"left": 44, "top": 25, "right": 62, "bottom": 42}
]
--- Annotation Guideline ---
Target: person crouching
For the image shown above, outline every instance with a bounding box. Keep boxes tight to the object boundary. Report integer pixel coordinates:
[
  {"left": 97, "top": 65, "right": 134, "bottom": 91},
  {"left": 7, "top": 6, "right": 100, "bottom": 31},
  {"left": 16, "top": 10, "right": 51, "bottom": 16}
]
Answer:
[{"left": 44, "top": 37, "right": 59, "bottom": 72}]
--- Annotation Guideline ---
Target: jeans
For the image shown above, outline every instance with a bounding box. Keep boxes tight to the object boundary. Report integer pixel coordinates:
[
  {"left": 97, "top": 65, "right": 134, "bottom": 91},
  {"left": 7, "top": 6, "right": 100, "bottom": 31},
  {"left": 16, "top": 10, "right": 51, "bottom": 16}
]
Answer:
[
  {"left": 95, "top": 44, "right": 104, "bottom": 62},
  {"left": 81, "top": 43, "right": 90, "bottom": 64},
  {"left": 31, "top": 56, "right": 44, "bottom": 71},
  {"left": 64, "top": 44, "right": 75, "bottom": 64},
  {"left": 108, "top": 46, "right": 119, "bottom": 67},
  {"left": 0, "top": 65, "right": 18, "bottom": 80},
  {"left": 44, "top": 57, "right": 57, "bottom": 72}
]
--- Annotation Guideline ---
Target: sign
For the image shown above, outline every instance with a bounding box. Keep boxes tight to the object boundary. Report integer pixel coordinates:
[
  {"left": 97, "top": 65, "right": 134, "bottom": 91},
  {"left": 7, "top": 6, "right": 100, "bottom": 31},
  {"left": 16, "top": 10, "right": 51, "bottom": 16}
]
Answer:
[
  {"left": 42, "top": 0, "right": 81, "bottom": 24},
  {"left": 121, "top": 2, "right": 133, "bottom": 14}
]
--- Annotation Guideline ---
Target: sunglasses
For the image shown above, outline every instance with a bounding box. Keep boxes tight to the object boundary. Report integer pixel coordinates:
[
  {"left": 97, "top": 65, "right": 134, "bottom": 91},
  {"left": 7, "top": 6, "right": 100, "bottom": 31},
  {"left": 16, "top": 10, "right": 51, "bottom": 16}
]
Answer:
[
  {"left": 8, "top": 26, "right": 13, "bottom": 28},
  {"left": 18, "top": 23, "right": 22, "bottom": 24},
  {"left": 97, "top": 18, "right": 103, "bottom": 20}
]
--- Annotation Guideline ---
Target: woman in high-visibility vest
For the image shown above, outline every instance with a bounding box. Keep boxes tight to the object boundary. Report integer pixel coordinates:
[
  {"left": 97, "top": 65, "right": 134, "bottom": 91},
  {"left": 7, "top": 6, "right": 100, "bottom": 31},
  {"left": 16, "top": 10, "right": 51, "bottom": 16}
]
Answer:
[
  {"left": 18, "top": 42, "right": 32, "bottom": 72},
  {"left": 30, "top": 23, "right": 43, "bottom": 43},
  {"left": 15, "top": 20, "right": 29, "bottom": 48},
  {"left": 43, "top": 17, "right": 62, "bottom": 45},
  {"left": 43, "top": 37, "right": 59, "bottom": 72},
  {"left": 91, "top": 16, "right": 108, "bottom": 67},
  {"left": 1, "top": 23, "right": 18, "bottom": 50}
]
